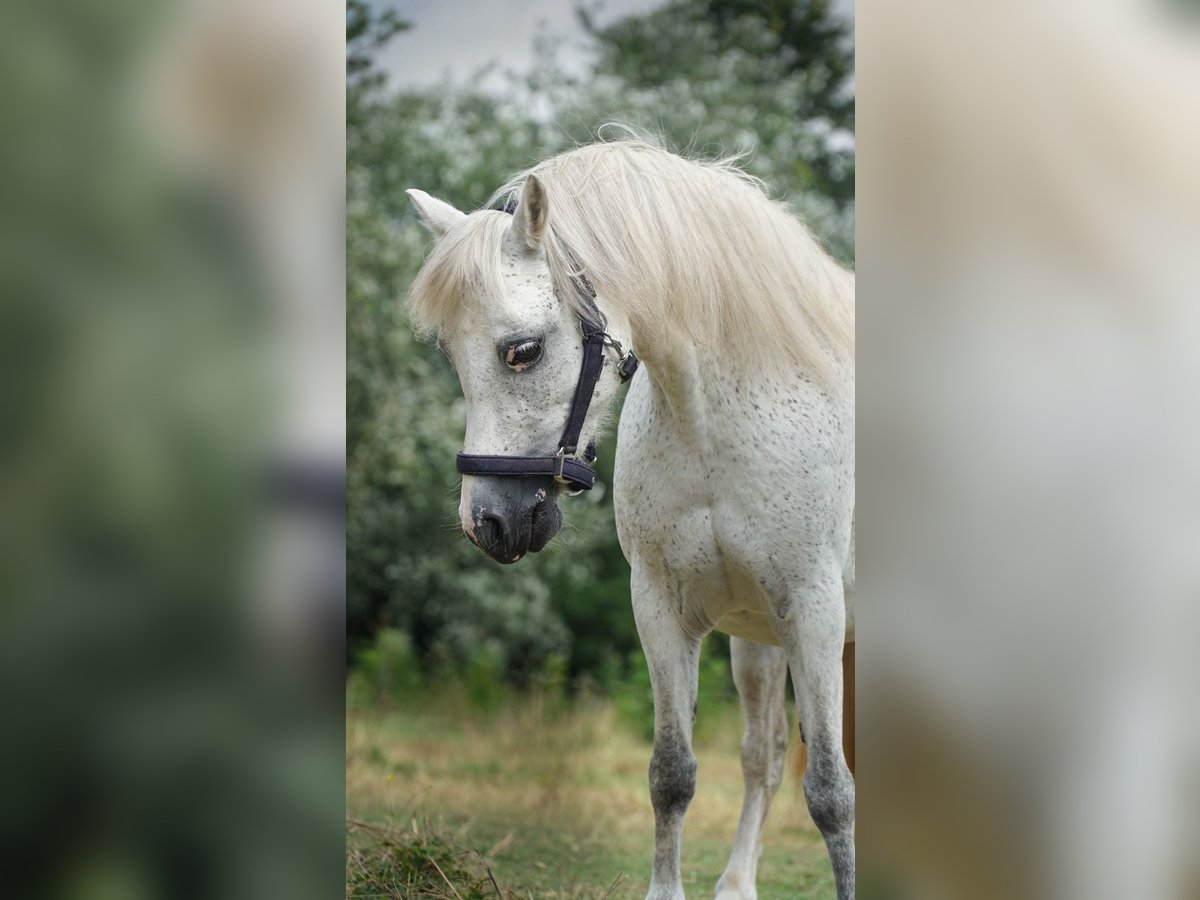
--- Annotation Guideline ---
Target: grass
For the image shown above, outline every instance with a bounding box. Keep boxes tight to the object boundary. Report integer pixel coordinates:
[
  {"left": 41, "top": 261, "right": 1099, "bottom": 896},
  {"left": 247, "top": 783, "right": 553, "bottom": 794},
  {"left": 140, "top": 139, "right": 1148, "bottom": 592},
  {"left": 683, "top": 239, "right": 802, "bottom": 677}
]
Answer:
[
  {"left": 346, "top": 688, "right": 835, "bottom": 898},
  {"left": 348, "top": 817, "right": 505, "bottom": 899}
]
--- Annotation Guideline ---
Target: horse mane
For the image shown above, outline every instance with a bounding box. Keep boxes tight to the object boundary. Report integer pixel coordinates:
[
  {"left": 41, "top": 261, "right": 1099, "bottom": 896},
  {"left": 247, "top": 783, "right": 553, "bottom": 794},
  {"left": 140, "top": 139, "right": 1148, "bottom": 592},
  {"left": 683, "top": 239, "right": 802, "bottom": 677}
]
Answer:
[{"left": 411, "top": 137, "right": 854, "bottom": 384}]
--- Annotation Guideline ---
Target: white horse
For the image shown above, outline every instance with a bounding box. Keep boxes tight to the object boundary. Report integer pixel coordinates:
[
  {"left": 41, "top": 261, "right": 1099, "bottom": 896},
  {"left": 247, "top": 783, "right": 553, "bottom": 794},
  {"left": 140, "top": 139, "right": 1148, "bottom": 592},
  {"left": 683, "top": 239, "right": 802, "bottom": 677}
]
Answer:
[{"left": 406, "top": 139, "right": 855, "bottom": 900}]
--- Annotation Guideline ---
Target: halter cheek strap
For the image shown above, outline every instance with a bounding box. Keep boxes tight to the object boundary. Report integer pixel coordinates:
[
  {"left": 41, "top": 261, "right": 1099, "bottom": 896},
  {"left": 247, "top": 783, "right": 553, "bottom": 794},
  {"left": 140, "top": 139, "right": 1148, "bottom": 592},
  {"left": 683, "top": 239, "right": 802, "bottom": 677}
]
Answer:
[{"left": 455, "top": 242, "right": 638, "bottom": 493}]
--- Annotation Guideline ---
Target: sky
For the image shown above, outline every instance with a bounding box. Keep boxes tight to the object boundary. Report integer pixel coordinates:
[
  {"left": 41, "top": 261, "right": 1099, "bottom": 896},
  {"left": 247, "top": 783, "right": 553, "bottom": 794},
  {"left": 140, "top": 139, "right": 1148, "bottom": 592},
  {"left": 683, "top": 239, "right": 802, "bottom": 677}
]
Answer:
[{"left": 373, "top": 0, "right": 671, "bottom": 89}]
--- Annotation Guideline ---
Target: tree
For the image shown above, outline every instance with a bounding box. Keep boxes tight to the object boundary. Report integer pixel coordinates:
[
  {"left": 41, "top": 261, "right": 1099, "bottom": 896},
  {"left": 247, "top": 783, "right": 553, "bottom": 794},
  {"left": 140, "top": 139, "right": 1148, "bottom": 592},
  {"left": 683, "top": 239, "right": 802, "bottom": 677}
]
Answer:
[
  {"left": 565, "top": 0, "right": 855, "bottom": 259},
  {"left": 347, "top": 0, "right": 409, "bottom": 132},
  {"left": 705, "top": 0, "right": 854, "bottom": 202}
]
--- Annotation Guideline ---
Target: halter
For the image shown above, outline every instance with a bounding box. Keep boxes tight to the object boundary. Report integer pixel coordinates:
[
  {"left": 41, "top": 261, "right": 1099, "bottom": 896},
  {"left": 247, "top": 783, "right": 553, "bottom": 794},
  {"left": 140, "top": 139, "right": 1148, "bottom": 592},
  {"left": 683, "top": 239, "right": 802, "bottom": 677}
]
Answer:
[{"left": 455, "top": 207, "right": 639, "bottom": 494}]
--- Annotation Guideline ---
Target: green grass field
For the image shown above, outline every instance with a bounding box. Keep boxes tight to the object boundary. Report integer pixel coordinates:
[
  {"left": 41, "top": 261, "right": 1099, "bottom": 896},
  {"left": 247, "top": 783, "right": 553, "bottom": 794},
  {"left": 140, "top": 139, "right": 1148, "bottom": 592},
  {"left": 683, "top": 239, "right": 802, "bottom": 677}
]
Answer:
[{"left": 347, "top": 690, "right": 834, "bottom": 898}]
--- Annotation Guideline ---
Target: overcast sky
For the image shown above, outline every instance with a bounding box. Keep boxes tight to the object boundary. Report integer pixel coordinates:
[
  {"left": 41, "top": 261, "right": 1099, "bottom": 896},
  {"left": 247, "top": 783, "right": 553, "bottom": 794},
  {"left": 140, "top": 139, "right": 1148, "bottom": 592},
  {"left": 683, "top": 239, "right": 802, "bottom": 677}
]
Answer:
[
  {"left": 372, "top": 0, "right": 853, "bottom": 90},
  {"left": 373, "top": 0, "right": 669, "bottom": 89}
]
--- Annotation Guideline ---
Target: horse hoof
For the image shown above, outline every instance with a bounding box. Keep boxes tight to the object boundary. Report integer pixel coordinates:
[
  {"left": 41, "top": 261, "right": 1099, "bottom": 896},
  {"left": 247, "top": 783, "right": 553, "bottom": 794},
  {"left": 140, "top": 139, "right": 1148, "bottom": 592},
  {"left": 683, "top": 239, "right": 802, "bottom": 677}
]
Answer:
[{"left": 713, "top": 877, "right": 756, "bottom": 900}]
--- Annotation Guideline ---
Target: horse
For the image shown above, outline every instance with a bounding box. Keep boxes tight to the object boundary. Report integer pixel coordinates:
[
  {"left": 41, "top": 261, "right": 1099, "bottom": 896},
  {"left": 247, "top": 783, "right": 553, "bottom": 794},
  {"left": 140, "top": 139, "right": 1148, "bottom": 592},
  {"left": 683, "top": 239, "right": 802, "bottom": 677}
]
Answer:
[{"left": 405, "top": 138, "right": 855, "bottom": 900}]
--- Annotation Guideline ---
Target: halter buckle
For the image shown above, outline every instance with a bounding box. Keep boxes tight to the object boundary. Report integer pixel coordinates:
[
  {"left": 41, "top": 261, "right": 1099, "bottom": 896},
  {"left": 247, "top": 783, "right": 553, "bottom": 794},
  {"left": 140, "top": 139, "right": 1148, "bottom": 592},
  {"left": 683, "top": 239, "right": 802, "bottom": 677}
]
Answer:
[
  {"left": 553, "top": 447, "right": 573, "bottom": 485},
  {"left": 554, "top": 448, "right": 587, "bottom": 496}
]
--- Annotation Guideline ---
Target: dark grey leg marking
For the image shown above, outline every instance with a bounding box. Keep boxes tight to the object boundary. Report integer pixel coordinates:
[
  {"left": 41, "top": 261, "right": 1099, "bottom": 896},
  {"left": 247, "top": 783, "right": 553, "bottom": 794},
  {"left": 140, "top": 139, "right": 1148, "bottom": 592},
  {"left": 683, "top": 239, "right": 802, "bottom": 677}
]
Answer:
[
  {"left": 649, "top": 730, "right": 697, "bottom": 818},
  {"left": 803, "top": 743, "right": 855, "bottom": 900}
]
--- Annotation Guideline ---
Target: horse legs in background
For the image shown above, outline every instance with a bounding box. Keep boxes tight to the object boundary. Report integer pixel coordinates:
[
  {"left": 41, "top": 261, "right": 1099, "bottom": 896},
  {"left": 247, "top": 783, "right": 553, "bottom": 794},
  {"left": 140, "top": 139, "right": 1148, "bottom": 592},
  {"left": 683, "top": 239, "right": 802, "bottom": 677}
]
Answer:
[
  {"left": 783, "top": 575, "right": 856, "bottom": 900},
  {"left": 634, "top": 571, "right": 703, "bottom": 900},
  {"left": 715, "top": 639, "right": 790, "bottom": 900}
]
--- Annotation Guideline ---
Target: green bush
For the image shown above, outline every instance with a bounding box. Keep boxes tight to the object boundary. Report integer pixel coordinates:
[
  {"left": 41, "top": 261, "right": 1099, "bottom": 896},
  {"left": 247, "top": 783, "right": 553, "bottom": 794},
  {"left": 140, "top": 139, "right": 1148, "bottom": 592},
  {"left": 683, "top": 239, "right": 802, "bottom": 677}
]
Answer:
[
  {"left": 614, "top": 634, "right": 738, "bottom": 742},
  {"left": 348, "top": 628, "right": 422, "bottom": 708},
  {"left": 613, "top": 650, "right": 655, "bottom": 741},
  {"left": 464, "top": 643, "right": 505, "bottom": 713}
]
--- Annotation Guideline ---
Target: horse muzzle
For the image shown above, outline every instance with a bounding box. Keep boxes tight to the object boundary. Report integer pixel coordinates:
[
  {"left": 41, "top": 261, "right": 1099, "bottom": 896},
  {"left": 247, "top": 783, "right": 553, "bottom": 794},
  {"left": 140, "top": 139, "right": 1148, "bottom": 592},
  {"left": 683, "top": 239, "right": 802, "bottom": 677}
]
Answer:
[{"left": 462, "top": 476, "right": 563, "bottom": 564}]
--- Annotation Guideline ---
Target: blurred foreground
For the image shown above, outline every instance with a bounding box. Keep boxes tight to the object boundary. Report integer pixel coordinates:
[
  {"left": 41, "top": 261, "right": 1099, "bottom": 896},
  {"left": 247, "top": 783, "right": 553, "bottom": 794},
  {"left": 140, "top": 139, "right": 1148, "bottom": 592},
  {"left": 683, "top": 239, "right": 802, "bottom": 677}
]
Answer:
[
  {"left": 0, "top": 1, "right": 344, "bottom": 896},
  {"left": 858, "top": 1, "right": 1200, "bottom": 898}
]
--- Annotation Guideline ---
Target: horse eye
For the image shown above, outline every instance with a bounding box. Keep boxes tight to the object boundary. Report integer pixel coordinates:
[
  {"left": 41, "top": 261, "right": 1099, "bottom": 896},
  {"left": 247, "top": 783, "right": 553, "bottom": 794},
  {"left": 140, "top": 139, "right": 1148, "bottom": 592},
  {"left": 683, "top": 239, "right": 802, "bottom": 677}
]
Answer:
[{"left": 505, "top": 339, "right": 543, "bottom": 372}]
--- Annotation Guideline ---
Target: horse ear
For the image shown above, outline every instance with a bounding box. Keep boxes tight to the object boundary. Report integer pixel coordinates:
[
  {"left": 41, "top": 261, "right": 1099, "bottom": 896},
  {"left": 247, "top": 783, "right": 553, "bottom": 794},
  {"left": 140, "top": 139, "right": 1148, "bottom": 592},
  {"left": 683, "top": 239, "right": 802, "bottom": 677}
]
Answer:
[
  {"left": 406, "top": 189, "right": 466, "bottom": 238},
  {"left": 507, "top": 174, "right": 549, "bottom": 253}
]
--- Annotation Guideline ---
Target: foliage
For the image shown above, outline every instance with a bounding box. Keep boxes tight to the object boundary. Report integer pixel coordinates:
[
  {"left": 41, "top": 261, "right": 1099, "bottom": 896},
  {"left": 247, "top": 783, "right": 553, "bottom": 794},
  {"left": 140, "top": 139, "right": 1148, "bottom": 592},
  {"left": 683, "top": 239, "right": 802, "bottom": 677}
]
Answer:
[
  {"left": 704, "top": 0, "right": 855, "bottom": 202},
  {"left": 347, "top": 0, "right": 409, "bottom": 133},
  {"left": 348, "top": 628, "right": 423, "bottom": 707},
  {"left": 347, "top": 1, "right": 854, "bottom": 690},
  {"left": 347, "top": 1, "right": 408, "bottom": 81},
  {"left": 614, "top": 634, "right": 738, "bottom": 742}
]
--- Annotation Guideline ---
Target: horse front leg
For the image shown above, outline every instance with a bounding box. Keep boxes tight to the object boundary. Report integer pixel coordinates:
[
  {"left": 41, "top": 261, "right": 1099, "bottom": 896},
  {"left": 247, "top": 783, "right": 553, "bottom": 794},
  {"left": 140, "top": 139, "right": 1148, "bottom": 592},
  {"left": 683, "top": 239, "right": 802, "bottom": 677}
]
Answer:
[
  {"left": 633, "top": 566, "right": 703, "bottom": 900},
  {"left": 780, "top": 568, "right": 855, "bottom": 900}
]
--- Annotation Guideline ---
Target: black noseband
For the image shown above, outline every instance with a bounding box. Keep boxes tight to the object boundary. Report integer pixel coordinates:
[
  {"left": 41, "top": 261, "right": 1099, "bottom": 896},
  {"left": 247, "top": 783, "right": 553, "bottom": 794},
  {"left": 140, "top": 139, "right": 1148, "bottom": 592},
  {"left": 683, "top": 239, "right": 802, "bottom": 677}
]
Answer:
[{"left": 455, "top": 236, "right": 638, "bottom": 494}]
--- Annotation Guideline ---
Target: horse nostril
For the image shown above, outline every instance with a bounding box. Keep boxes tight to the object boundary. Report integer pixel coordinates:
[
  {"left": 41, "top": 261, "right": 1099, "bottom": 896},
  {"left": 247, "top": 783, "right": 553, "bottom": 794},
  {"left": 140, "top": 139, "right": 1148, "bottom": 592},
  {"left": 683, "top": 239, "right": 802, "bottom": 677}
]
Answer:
[
  {"left": 476, "top": 515, "right": 504, "bottom": 553},
  {"left": 526, "top": 492, "right": 563, "bottom": 554}
]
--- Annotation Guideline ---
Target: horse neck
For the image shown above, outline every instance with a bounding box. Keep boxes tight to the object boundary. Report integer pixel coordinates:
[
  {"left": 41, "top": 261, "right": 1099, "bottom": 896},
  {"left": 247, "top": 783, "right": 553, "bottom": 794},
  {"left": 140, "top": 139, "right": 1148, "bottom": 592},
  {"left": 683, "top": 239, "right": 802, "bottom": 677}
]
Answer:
[
  {"left": 632, "top": 338, "right": 743, "bottom": 453},
  {"left": 627, "top": 324, "right": 851, "bottom": 457}
]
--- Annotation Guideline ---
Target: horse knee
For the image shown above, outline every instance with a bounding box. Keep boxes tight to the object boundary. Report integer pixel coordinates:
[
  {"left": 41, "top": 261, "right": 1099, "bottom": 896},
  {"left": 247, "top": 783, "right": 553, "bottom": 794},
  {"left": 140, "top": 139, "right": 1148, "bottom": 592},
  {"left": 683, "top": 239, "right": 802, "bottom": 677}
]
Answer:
[
  {"left": 649, "top": 738, "right": 696, "bottom": 818},
  {"left": 803, "top": 754, "right": 854, "bottom": 837}
]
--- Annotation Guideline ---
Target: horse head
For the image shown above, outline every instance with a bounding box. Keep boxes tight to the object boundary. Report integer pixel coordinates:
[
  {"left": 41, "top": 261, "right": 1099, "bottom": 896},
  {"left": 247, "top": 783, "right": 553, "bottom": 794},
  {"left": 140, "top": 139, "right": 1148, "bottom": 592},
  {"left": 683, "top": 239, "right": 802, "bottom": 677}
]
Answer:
[{"left": 407, "top": 176, "right": 632, "bottom": 563}]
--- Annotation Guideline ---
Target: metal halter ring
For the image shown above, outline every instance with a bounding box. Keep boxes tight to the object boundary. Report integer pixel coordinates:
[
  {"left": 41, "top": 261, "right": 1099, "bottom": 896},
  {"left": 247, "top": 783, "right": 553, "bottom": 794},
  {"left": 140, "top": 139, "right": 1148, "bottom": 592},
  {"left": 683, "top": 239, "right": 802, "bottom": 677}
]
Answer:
[{"left": 554, "top": 448, "right": 585, "bottom": 496}]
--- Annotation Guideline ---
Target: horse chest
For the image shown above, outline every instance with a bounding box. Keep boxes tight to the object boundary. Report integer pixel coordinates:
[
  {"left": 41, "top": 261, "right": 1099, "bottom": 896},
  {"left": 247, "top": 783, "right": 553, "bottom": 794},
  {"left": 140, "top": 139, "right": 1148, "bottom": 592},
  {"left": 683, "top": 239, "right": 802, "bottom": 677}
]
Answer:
[
  {"left": 614, "top": 383, "right": 793, "bottom": 641},
  {"left": 619, "top": 487, "right": 781, "bottom": 643},
  {"left": 614, "top": 367, "right": 853, "bottom": 643}
]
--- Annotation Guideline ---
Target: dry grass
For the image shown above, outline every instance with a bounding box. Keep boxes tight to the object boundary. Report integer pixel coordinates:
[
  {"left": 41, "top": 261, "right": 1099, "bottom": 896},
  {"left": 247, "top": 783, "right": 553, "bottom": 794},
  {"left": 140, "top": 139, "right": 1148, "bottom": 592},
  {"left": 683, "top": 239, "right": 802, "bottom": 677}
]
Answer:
[
  {"left": 347, "top": 817, "right": 505, "bottom": 899},
  {"left": 346, "top": 690, "right": 835, "bottom": 898}
]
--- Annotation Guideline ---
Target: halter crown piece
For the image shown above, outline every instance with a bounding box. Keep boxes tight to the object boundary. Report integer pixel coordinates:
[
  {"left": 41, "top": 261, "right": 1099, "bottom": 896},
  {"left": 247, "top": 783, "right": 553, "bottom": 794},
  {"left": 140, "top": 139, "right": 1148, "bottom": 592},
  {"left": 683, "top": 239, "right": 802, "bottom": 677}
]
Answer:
[{"left": 454, "top": 201, "right": 640, "bottom": 495}]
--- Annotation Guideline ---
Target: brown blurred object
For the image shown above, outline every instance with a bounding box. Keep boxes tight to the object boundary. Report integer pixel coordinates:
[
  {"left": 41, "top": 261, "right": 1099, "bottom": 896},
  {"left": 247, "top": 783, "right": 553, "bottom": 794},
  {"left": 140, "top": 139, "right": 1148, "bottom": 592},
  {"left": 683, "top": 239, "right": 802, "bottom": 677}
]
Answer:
[{"left": 843, "top": 642, "right": 854, "bottom": 774}]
